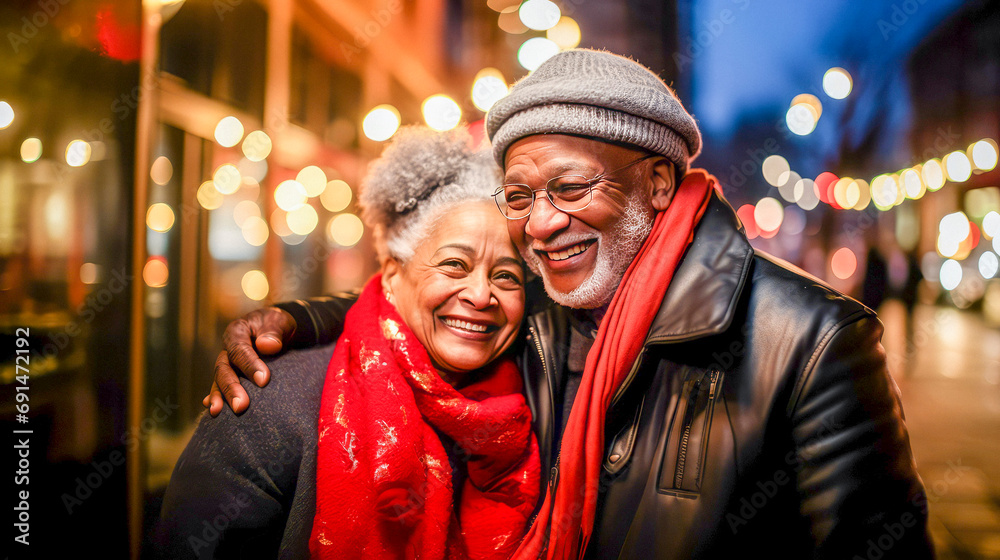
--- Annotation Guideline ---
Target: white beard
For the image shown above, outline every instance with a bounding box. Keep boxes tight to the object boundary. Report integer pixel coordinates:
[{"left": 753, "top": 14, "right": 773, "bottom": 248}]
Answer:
[{"left": 521, "top": 194, "right": 655, "bottom": 309}]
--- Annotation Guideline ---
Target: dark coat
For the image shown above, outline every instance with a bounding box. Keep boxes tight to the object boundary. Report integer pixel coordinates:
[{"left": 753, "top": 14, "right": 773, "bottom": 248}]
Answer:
[{"left": 159, "top": 193, "right": 932, "bottom": 559}]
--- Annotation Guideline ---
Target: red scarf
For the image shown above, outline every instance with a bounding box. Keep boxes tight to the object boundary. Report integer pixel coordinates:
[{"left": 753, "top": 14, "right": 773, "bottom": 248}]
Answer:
[
  {"left": 513, "top": 169, "right": 717, "bottom": 560},
  {"left": 310, "top": 275, "right": 541, "bottom": 560}
]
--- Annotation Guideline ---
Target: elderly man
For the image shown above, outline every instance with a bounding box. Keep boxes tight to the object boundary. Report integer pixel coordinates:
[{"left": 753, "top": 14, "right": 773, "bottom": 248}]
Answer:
[{"left": 206, "top": 49, "right": 932, "bottom": 559}]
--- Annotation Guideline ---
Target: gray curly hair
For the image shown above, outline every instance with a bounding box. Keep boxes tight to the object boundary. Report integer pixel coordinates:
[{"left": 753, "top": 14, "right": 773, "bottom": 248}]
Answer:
[{"left": 359, "top": 125, "right": 502, "bottom": 263}]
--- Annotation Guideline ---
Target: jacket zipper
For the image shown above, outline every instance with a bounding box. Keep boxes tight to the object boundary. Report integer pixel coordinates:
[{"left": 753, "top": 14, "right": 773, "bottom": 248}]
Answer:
[
  {"left": 528, "top": 323, "right": 560, "bottom": 492},
  {"left": 674, "top": 370, "right": 721, "bottom": 489},
  {"left": 673, "top": 376, "right": 703, "bottom": 488}
]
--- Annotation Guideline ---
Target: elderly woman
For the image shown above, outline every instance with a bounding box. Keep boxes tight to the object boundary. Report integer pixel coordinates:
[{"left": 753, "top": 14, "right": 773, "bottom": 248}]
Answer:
[{"left": 157, "top": 127, "right": 541, "bottom": 560}]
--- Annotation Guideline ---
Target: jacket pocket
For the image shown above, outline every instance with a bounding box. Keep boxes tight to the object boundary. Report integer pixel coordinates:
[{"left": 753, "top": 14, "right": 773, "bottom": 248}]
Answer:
[{"left": 657, "top": 369, "right": 723, "bottom": 498}]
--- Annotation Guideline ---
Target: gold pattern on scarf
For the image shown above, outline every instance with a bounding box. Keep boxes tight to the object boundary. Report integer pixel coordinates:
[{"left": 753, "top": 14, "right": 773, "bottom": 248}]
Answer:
[
  {"left": 424, "top": 453, "right": 448, "bottom": 484},
  {"left": 333, "top": 394, "right": 349, "bottom": 428},
  {"left": 375, "top": 419, "right": 398, "bottom": 459},
  {"left": 374, "top": 463, "right": 389, "bottom": 482},
  {"left": 359, "top": 342, "right": 382, "bottom": 374},
  {"left": 380, "top": 317, "right": 406, "bottom": 341},
  {"left": 341, "top": 431, "right": 358, "bottom": 472},
  {"left": 317, "top": 523, "right": 333, "bottom": 546}
]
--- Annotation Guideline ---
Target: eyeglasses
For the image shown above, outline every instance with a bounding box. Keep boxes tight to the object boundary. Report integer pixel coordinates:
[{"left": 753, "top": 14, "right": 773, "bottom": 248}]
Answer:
[{"left": 492, "top": 154, "right": 655, "bottom": 220}]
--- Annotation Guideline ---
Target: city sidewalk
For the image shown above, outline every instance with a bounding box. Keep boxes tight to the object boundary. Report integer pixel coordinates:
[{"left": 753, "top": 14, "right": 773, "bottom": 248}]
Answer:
[{"left": 880, "top": 301, "right": 1000, "bottom": 559}]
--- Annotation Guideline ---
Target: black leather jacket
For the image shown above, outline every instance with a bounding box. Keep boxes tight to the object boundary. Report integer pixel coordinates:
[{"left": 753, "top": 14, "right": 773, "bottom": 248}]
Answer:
[{"left": 278, "top": 193, "right": 933, "bottom": 559}]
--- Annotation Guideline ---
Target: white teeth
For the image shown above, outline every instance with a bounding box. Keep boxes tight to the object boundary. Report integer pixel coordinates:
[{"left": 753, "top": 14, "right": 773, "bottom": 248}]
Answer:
[
  {"left": 546, "top": 242, "right": 590, "bottom": 261},
  {"left": 443, "top": 318, "right": 488, "bottom": 333}
]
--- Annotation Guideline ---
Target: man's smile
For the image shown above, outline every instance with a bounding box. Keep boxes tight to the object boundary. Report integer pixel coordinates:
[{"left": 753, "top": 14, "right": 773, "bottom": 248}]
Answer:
[{"left": 536, "top": 239, "right": 597, "bottom": 262}]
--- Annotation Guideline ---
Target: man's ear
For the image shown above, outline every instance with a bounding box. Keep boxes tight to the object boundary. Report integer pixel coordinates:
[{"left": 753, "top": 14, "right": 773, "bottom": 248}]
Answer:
[{"left": 650, "top": 159, "right": 676, "bottom": 212}]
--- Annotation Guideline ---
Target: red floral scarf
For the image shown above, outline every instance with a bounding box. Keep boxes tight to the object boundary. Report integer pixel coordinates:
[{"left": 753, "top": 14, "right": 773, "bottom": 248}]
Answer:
[
  {"left": 310, "top": 275, "right": 541, "bottom": 560},
  {"left": 513, "top": 169, "right": 717, "bottom": 560}
]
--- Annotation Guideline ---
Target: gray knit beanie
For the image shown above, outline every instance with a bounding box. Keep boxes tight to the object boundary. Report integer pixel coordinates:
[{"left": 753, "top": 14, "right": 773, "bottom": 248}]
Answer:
[{"left": 487, "top": 49, "right": 701, "bottom": 175}]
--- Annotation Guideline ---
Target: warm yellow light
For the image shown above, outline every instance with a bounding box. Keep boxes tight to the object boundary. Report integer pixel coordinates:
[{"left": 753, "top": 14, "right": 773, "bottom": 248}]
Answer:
[
  {"left": 832, "top": 178, "right": 854, "bottom": 209},
  {"left": 328, "top": 213, "right": 365, "bottom": 247},
  {"left": 66, "top": 140, "right": 92, "bottom": 167},
  {"left": 213, "top": 164, "right": 241, "bottom": 194},
  {"left": 519, "top": 0, "right": 561, "bottom": 31},
  {"left": 518, "top": 37, "right": 560, "bottom": 71},
  {"left": 472, "top": 69, "right": 508, "bottom": 113},
  {"left": 197, "top": 181, "right": 224, "bottom": 210},
  {"left": 242, "top": 130, "right": 272, "bottom": 162},
  {"left": 845, "top": 180, "right": 861, "bottom": 208},
  {"left": 791, "top": 94, "right": 823, "bottom": 120},
  {"left": 143, "top": 257, "right": 169, "bottom": 288},
  {"left": 20, "top": 138, "right": 41, "bottom": 163},
  {"left": 871, "top": 175, "right": 899, "bottom": 210},
  {"left": 241, "top": 270, "right": 269, "bottom": 301},
  {"left": 852, "top": 179, "right": 871, "bottom": 210},
  {"left": 922, "top": 159, "right": 945, "bottom": 191},
  {"left": 320, "top": 180, "right": 353, "bottom": 212},
  {"left": 270, "top": 209, "right": 293, "bottom": 237},
  {"left": 233, "top": 200, "right": 261, "bottom": 227},
  {"left": 944, "top": 151, "right": 972, "bottom": 182},
  {"left": 150, "top": 156, "right": 173, "bottom": 185},
  {"left": 146, "top": 203, "right": 176, "bottom": 232},
  {"left": 296, "top": 166, "right": 328, "bottom": 197},
  {"left": 215, "top": 116, "right": 244, "bottom": 148},
  {"left": 422, "top": 95, "right": 462, "bottom": 132},
  {"left": 362, "top": 105, "right": 400, "bottom": 142},
  {"left": 984, "top": 211, "right": 1000, "bottom": 239},
  {"left": 286, "top": 204, "right": 319, "bottom": 235},
  {"left": 754, "top": 197, "right": 784, "bottom": 232},
  {"left": 275, "top": 180, "right": 307, "bottom": 211},
  {"left": 762, "top": 155, "right": 790, "bottom": 187},
  {"left": 822, "top": 67, "right": 853, "bottom": 99},
  {"left": 546, "top": 16, "right": 581, "bottom": 49},
  {"left": 498, "top": 6, "right": 529, "bottom": 34},
  {"left": 0, "top": 101, "right": 13, "bottom": 129},
  {"left": 80, "top": 263, "right": 99, "bottom": 284},
  {"left": 241, "top": 216, "right": 269, "bottom": 246},
  {"left": 831, "top": 247, "right": 857, "bottom": 279},
  {"left": 970, "top": 139, "right": 998, "bottom": 171}
]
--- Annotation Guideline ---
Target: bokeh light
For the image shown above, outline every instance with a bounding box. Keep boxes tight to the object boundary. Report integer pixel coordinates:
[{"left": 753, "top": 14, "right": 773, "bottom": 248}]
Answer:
[
  {"left": 150, "top": 156, "right": 173, "bottom": 185},
  {"left": 20, "top": 138, "right": 42, "bottom": 163},
  {"left": 546, "top": 16, "right": 581, "bottom": 48},
  {"left": 274, "top": 180, "right": 307, "bottom": 211},
  {"left": 970, "top": 139, "right": 998, "bottom": 172},
  {"left": 822, "top": 67, "right": 853, "bottom": 99},
  {"left": 143, "top": 257, "right": 169, "bottom": 288},
  {"left": 498, "top": 5, "right": 529, "bottom": 34},
  {"left": 831, "top": 247, "right": 857, "bottom": 279},
  {"left": 944, "top": 150, "right": 972, "bottom": 183},
  {"left": 762, "top": 155, "right": 790, "bottom": 187},
  {"left": 197, "top": 181, "right": 224, "bottom": 210},
  {"left": 296, "top": 166, "right": 328, "bottom": 197},
  {"left": 900, "top": 169, "right": 923, "bottom": 199},
  {"left": 736, "top": 204, "right": 760, "bottom": 239},
  {"left": 213, "top": 164, "right": 242, "bottom": 194},
  {"left": 286, "top": 204, "right": 319, "bottom": 236},
  {"left": 66, "top": 140, "right": 92, "bottom": 167},
  {"left": 519, "top": 0, "right": 561, "bottom": 31},
  {"left": 921, "top": 158, "right": 945, "bottom": 191},
  {"left": 362, "top": 105, "right": 401, "bottom": 141},
  {"left": 980, "top": 251, "right": 999, "bottom": 279},
  {"left": 777, "top": 170, "right": 801, "bottom": 203},
  {"left": 146, "top": 203, "right": 176, "bottom": 232},
  {"left": 472, "top": 69, "right": 508, "bottom": 113},
  {"left": 518, "top": 37, "right": 560, "bottom": 71},
  {"left": 422, "top": 95, "right": 462, "bottom": 132},
  {"left": 241, "top": 270, "right": 269, "bottom": 301},
  {"left": 242, "top": 130, "right": 272, "bottom": 162},
  {"left": 80, "top": 263, "right": 99, "bottom": 284},
  {"left": 939, "top": 259, "right": 962, "bottom": 291},
  {"left": 754, "top": 197, "right": 784, "bottom": 232},
  {"left": 0, "top": 101, "right": 13, "bottom": 128},
  {"left": 983, "top": 211, "right": 1000, "bottom": 239},
  {"left": 215, "top": 116, "right": 245, "bottom": 147},
  {"left": 320, "top": 180, "right": 353, "bottom": 212},
  {"left": 233, "top": 200, "right": 261, "bottom": 228},
  {"left": 241, "top": 216, "right": 269, "bottom": 247},
  {"left": 786, "top": 104, "right": 817, "bottom": 136},
  {"left": 794, "top": 178, "right": 820, "bottom": 210},
  {"left": 327, "top": 213, "right": 365, "bottom": 247}
]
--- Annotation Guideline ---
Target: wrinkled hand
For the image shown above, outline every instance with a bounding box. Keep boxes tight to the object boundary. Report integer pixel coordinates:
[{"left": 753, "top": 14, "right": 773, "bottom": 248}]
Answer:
[{"left": 203, "top": 307, "right": 296, "bottom": 417}]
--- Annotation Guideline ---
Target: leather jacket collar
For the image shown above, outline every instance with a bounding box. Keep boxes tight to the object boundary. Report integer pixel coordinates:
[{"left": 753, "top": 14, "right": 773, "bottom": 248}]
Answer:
[{"left": 643, "top": 191, "right": 755, "bottom": 345}]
